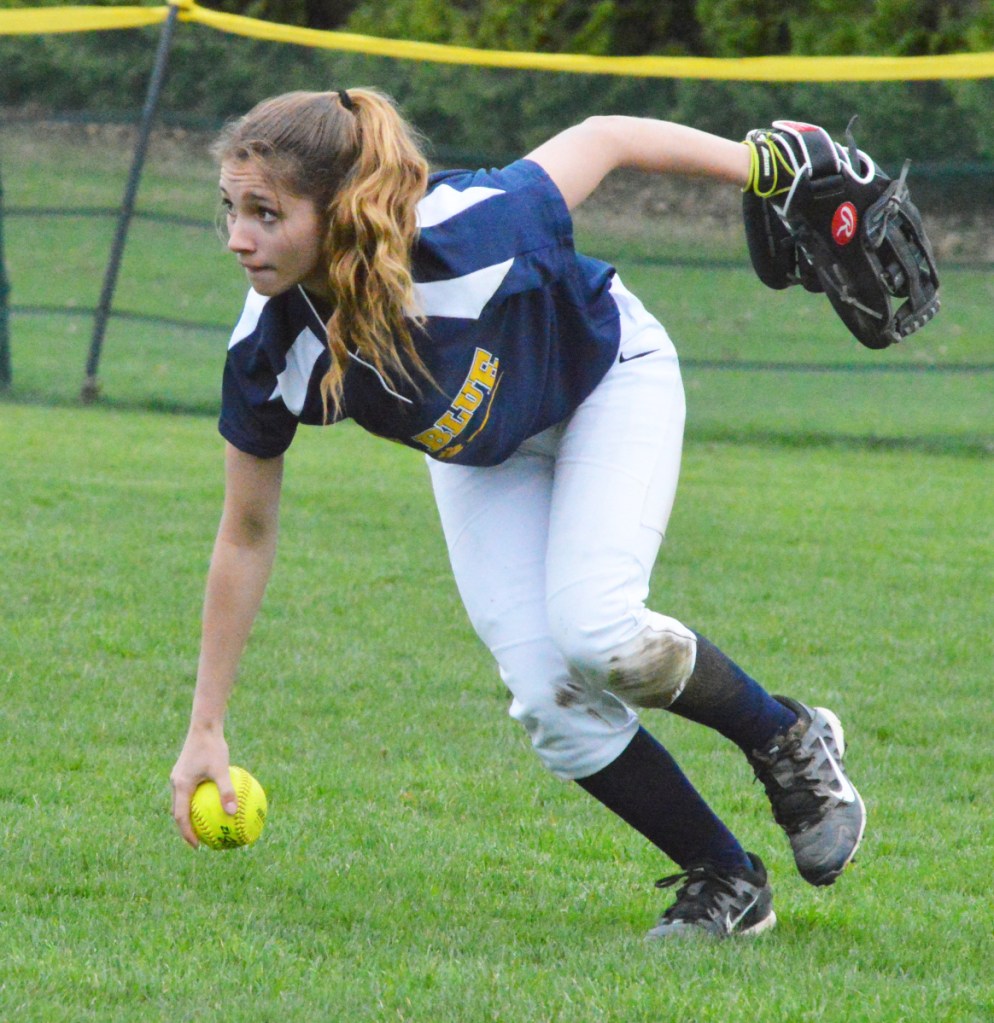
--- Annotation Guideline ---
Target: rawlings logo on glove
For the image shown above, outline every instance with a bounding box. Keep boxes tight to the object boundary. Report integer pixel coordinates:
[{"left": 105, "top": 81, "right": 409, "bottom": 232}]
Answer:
[
  {"left": 742, "top": 117, "right": 940, "bottom": 350},
  {"left": 832, "top": 202, "right": 857, "bottom": 245}
]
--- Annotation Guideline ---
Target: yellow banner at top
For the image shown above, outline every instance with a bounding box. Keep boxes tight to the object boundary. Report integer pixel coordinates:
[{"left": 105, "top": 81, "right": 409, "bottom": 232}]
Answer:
[
  {"left": 0, "top": 4, "right": 167, "bottom": 33},
  {"left": 2, "top": 1, "right": 993, "bottom": 81}
]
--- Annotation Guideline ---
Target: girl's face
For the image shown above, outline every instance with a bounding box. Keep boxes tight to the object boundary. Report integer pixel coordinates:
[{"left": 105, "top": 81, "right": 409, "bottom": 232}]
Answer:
[{"left": 220, "top": 158, "right": 328, "bottom": 299}]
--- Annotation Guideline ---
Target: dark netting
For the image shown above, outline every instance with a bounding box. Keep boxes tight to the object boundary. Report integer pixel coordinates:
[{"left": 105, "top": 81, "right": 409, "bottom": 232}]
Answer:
[{"left": 0, "top": 21, "right": 991, "bottom": 450}]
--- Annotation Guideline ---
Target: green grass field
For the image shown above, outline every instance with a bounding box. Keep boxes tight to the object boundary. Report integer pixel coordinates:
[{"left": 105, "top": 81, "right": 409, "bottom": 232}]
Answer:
[{"left": 1, "top": 122, "right": 992, "bottom": 1021}]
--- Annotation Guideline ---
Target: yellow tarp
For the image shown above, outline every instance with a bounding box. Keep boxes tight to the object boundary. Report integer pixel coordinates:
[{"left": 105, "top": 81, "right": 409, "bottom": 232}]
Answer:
[{"left": 2, "top": 0, "right": 993, "bottom": 81}]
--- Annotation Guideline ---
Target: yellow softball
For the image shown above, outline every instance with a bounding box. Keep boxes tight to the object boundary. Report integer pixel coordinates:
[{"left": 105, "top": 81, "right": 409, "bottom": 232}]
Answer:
[{"left": 190, "top": 766, "right": 268, "bottom": 851}]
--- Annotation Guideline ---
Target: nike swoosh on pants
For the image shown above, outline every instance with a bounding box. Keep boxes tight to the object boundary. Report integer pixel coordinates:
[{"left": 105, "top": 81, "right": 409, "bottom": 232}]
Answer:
[{"left": 618, "top": 348, "right": 659, "bottom": 363}]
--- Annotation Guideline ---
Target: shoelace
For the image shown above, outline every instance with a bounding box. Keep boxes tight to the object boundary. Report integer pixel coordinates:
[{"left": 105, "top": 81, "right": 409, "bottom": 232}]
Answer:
[
  {"left": 752, "top": 734, "right": 833, "bottom": 830},
  {"left": 654, "top": 865, "right": 741, "bottom": 923}
]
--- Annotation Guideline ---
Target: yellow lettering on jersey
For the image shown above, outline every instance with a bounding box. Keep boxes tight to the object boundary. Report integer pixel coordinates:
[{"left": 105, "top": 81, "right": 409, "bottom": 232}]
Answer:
[
  {"left": 468, "top": 350, "right": 499, "bottom": 389},
  {"left": 414, "top": 426, "right": 454, "bottom": 453},
  {"left": 437, "top": 409, "right": 471, "bottom": 434},
  {"left": 412, "top": 347, "right": 501, "bottom": 457},
  {"left": 452, "top": 387, "right": 482, "bottom": 413}
]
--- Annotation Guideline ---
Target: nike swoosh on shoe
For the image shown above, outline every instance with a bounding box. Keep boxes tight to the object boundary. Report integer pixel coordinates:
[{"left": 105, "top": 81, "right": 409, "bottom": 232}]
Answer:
[
  {"left": 724, "top": 894, "right": 759, "bottom": 934},
  {"left": 818, "top": 736, "right": 857, "bottom": 803}
]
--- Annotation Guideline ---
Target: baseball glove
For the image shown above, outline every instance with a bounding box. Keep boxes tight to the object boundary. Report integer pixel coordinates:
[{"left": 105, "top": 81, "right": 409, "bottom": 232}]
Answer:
[{"left": 742, "top": 118, "right": 940, "bottom": 349}]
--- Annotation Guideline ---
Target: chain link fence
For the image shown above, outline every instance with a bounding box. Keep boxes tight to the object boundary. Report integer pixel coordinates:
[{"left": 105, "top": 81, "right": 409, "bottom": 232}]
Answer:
[{"left": 1, "top": 5, "right": 992, "bottom": 450}]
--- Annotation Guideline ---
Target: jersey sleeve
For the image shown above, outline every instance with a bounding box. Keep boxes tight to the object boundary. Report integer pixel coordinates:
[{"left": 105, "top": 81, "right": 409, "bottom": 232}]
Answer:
[
  {"left": 219, "top": 351, "right": 299, "bottom": 458},
  {"left": 218, "top": 291, "right": 302, "bottom": 458},
  {"left": 414, "top": 159, "right": 576, "bottom": 302}
]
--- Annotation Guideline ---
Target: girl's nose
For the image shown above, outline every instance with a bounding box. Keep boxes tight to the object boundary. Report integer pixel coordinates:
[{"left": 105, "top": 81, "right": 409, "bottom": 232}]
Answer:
[{"left": 227, "top": 217, "right": 254, "bottom": 254}]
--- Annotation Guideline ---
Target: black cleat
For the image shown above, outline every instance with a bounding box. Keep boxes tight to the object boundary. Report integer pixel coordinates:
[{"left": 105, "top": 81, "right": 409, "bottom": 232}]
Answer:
[
  {"left": 646, "top": 853, "right": 776, "bottom": 940},
  {"left": 750, "top": 696, "right": 866, "bottom": 886}
]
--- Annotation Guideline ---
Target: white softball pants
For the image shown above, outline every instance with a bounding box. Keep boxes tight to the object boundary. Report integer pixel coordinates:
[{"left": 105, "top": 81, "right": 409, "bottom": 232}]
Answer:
[{"left": 427, "top": 277, "right": 695, "bottom": 779}]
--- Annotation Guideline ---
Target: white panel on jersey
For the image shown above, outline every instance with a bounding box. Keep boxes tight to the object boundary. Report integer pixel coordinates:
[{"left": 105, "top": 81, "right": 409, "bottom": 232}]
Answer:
[
  {"left": 416, "top": 184, "right": 504, "bottom": 229},
  {"left": 228, "top": 288, "right": 269, "bottom": 350},
  {"left": 271, "top": 327, "right": 325, "bottom": 416},
  {"left": 414, "top": 258, "right": 513, "bottom": 320}
]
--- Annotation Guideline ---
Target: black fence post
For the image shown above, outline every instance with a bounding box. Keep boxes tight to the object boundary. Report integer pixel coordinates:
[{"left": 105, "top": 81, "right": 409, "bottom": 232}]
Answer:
[
  {"left": 0, "top": 160, "right": 11, "bottom": 390},
  {"left": 81, "top": 0, "right": 182, "bottom": 403}
]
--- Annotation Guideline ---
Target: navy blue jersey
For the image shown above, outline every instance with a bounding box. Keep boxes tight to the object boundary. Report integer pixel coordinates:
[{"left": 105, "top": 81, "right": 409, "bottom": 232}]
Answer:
[{"left": 219, "top": 159, "right": 621, "bottom": 465}]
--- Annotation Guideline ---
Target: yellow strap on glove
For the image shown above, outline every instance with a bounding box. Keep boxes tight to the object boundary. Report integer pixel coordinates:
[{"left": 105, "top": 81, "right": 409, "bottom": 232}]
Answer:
[{"left": 743, "top": 131, "right": 797, "bottom": 198}]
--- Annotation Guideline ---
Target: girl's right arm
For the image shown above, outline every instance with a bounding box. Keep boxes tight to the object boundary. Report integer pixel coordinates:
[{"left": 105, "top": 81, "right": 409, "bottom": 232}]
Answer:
[
  {"left": 170, "top": 443, "right": 285, "bottom": 847},
  {"left": 526, "top": 116, "right": 751, "bottom": 211}
]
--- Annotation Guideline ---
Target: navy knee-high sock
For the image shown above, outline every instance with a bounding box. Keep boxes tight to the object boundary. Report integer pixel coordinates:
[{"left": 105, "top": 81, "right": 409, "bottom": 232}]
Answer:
[
  {"left": 668, "top": 633, "right": 798, "bottom": 753},
  {"left": 576, "top": 726, "right": 749, "bottom": 872}
]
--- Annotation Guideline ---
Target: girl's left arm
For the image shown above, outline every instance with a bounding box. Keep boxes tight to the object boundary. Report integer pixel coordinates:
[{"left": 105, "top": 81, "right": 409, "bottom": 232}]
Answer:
[{"left": 526, "top": 116, "right": 750, "bottom": 211}]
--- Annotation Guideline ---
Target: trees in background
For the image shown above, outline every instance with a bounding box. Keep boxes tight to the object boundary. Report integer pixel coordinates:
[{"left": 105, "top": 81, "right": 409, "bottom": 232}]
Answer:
[{"left": 0, "top": 0, "right": 992, "bottom": 164}]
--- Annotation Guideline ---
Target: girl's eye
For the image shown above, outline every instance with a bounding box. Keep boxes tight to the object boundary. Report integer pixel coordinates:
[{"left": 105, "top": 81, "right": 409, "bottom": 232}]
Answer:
[{"left": 258, "top": 208, "right": 279, "bottom": 223}]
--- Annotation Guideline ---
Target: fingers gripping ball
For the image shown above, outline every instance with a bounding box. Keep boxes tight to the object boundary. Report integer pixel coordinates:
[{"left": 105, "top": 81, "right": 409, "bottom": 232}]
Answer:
[{"left": 190, "top": 767, "right": 268, "bottom": 850}]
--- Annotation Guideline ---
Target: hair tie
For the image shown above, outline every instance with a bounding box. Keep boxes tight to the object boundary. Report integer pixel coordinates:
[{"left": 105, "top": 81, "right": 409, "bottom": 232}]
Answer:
[{"left": 338, "top": 89, "right": 355, "bottom": 113}]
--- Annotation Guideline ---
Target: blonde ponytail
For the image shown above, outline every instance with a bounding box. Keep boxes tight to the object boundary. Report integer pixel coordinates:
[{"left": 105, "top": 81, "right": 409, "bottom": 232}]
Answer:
[
  {"left": 322, "top": 88, "right": 431, "bottom": 414},
  {"left": 212, "top": 88, "right": 432, "bottom": 418}
]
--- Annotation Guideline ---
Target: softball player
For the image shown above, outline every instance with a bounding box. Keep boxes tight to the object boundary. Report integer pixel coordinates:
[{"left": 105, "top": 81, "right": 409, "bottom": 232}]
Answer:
[{"left": 170, "top": 88, "right": 865, "bottom": 939}]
